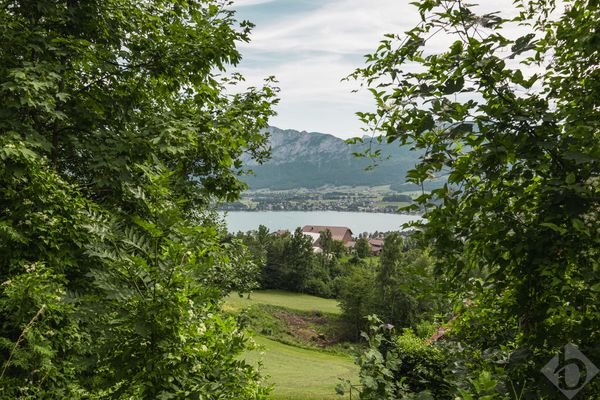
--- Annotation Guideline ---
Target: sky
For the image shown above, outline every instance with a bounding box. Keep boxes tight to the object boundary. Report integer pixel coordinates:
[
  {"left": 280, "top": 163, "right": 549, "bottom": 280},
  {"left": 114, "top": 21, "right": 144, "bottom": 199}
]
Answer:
[{"left": 229, "top": 0, "right": 529, "bottom": 139}]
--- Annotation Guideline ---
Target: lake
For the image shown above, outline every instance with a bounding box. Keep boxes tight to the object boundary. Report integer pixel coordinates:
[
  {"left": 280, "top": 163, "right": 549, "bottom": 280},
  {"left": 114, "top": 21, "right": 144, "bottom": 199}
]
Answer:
[{"left": 221, "top": 211, "right": 424, "bottom": 234}]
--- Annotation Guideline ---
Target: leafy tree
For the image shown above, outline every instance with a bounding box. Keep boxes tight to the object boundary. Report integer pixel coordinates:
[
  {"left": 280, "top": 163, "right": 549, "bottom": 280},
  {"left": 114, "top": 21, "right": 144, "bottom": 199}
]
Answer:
[
  {"left": 337, "top": 242, "right": 440, "bottom": 341},
  {"left": 0, "top": 0, "right": 277, "bottom": 397},
  {"left": 309, "top": 229, "right": 345, "bottom": 297},
  {"left": 237, "top": 224, "right": 272, "bottom": 271},
  {"left": 375, "top": 233, "right": 420, "bottom": 328},
  {"left": 285, "top": 227, "right": 317, "bottom": 292},
  {"left": 355, "top": 237, "right": 372, "bottom": 258},
  {"left": 259, "top": 228, "right": 317, "bottom": 293},
  {"left": 352, "top": 0, "right": 599, "bottom": 397},
  {"left": 256, "top": 224, "right": 272, "bottom": 249},
  {"left": 318, "top": 229, "right": 345, "bottom": 258},
  {"left": 337, "top": 264, "right": 377, "bottom": 340},
  {"left": 261, "top": 234, "right": 288, "bottom": 289},
  {"left": 82, "top": 169, "right": 266, "bottom": 398},
  {"left": 352, "top": 318, "right": 452, "bottom": 400},
  {"left": 315, "top": 230, "right": 336, "bottom": 279}
]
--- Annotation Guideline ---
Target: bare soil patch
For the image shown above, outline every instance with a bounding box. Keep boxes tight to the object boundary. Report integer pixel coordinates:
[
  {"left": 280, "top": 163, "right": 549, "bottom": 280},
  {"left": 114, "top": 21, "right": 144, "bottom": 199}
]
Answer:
[{"left": 272, "top": 309, "right": 338, "bottom": 346}]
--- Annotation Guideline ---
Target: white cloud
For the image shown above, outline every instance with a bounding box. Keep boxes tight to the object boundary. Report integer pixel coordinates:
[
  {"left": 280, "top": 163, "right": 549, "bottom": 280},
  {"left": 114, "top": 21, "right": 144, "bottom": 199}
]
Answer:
[
  {"left": 239, "top": 0, "right": 418, "bottom": 54},
  {"left": 232, "top": 0, "right": 553, "bottom": 139},
  {"left": 233, "top": 0, "right": 276, "bottom": 7}
]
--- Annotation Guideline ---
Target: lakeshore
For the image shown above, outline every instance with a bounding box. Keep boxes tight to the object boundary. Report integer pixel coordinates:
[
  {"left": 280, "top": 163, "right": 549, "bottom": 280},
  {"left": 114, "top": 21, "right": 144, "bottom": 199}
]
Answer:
[{"left": 221, "top": 210, "right": 424, "bottom": 234}]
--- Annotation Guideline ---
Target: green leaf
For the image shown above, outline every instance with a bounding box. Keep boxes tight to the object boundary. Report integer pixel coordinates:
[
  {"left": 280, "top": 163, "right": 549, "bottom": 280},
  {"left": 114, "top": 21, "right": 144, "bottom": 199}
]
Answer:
[
  {"left": 416, "top": 114, "right": 435, "bottom": 133},
  {"left": 443, "top": 76, "right": 464, "bottom": 94},
  {"left": 540, "top": 222, "right": 567, "bottom": 235},
  {"left": 563, "top": 151, "right": 597, "bottom": 165},
  {"left": 510, "top": 33, "right": 536, "bottom": 57}
]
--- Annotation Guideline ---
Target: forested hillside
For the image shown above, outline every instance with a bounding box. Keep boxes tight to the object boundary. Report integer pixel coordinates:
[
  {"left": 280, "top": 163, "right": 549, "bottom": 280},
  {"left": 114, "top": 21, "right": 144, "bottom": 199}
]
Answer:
[{"left": 241, "top": 127, "right": 445, "bottom": 190}]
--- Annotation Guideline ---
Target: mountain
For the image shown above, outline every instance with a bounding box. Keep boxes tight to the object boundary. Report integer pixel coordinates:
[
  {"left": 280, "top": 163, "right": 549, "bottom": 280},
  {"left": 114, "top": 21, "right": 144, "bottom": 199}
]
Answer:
[{"left": 241, "top": 127, "right": 443, "bottom": 191}]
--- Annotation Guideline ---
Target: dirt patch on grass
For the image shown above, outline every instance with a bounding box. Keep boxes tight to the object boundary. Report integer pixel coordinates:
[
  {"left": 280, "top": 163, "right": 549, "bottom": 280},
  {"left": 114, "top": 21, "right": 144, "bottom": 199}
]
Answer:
[{"left": 272, "top": 310, "right": 338, "bottom": 346}]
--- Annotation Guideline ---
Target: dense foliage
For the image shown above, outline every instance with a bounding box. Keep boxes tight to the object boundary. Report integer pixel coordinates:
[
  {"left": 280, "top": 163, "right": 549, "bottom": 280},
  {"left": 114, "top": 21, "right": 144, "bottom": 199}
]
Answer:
[
  {"left": 354, "top": 237, "right": 372, "bottom": 259},
  {"left": 354, "top": 319, "right": 451, "bottom": 400},
  {"left": 337, "top": 234, "right": 442, "bottom": 341},
  {"left": 0, "top": 0, "right": 277, "bottom": 398},
  {"left": 237, "top": 227, "right": 344, "bottom": 298},
  {"left": 352, "top": 0, "right": 599, "bottom": 398},
  {"left": 238, "top": 227, "right": 442, "bottom": 342}
]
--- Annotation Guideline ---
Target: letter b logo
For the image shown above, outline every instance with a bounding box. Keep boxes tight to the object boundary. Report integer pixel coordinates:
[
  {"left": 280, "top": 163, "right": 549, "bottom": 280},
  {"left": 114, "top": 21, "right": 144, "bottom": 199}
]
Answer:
[{"left": 542, "top": 343, "right": 599, "bottom": 399}]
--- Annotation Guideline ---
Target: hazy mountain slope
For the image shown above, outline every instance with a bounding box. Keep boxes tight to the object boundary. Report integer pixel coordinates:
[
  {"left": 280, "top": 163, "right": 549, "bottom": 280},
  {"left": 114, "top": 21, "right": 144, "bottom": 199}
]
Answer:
[{"left": 241, "top": 127, "right": 439, "bottom": 190}]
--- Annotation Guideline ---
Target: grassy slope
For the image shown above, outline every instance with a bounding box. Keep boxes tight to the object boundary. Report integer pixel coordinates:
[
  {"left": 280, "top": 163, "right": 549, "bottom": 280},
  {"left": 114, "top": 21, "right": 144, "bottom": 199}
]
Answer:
[
  {"left": 225, "top": 290, "right": 357, "bottom": 399},
  {"left": 247, "top": 336, "right": 358, "bottom": 400},
  {"left": 225, "top": 290, "right": 341, "bottom": 315}
]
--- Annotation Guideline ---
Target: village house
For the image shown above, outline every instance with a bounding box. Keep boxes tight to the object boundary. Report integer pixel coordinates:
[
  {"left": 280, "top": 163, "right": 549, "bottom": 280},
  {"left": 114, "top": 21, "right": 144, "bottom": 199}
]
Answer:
[
  {"left": 344, "top": 241, "right": 356, "bottom": 251},
  {"left": 300, "top": 225, "right": 354, "bottom": 254},
  {"left": 302, "top": 231, "right": 323, "bottom": 253},
  {"left": 368, "top": 238, "right": 385, "bottom": 255},
  {"left": 301, "top": 225, "right": 353, "bottom": 244}
]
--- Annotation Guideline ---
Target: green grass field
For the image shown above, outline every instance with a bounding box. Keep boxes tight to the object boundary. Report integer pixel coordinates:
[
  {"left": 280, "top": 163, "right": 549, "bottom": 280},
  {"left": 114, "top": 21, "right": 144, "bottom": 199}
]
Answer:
[
  {"left": 225, "top": 290, "right": 341, "bottom": 315},
  {"left": 226, "top": 290, "right": 357, "bottom": 398},
  {"left": 247, "top": 336, "right": 358, "bottom": 400},
  {"left": 374, "top": 201, "right": 411, "bottom": 208}
]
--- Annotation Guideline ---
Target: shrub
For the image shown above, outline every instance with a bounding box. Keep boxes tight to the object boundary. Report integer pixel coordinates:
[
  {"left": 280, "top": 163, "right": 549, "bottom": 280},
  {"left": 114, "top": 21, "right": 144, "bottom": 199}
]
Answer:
[
  {"left": 304, "top": 278, "right": 332, "bottom": 299},
  {"left": 355, "top": 317, "right": 452, "bottom": 400}
]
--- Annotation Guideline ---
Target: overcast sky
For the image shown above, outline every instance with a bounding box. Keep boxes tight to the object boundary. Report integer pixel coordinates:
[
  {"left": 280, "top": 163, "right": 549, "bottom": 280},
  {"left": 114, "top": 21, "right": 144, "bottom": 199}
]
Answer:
[{"left": 230, "top": 0, "right": 526, "bottom": 139}]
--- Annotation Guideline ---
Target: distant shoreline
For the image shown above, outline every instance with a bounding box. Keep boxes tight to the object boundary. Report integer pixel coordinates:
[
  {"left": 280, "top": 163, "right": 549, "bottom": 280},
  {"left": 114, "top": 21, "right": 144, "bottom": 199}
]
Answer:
[
  {"left": 220, "top": 210, "right": 425, "bottom": 234},
  {"left": 219, "top": 207, "right": 422, "bottom": 216}
]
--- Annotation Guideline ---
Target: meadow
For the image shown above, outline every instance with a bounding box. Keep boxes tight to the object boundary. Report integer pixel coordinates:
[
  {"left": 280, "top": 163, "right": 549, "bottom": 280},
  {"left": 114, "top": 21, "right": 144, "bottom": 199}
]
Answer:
[
  {"left": 225, "top": 290, "right": 358, "bottom": 399},
  {"left": 225, "top": 289, "right": 341, "bottom": 315},
  {"left": 246, "top": 336, "right": 358, "bottom": 400}
]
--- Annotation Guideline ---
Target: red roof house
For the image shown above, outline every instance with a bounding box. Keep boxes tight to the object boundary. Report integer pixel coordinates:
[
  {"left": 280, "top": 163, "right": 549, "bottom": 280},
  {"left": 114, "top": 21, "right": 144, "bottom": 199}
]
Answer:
[{"left": 301, "top": 225, "right": 353, "bottom": 244}]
